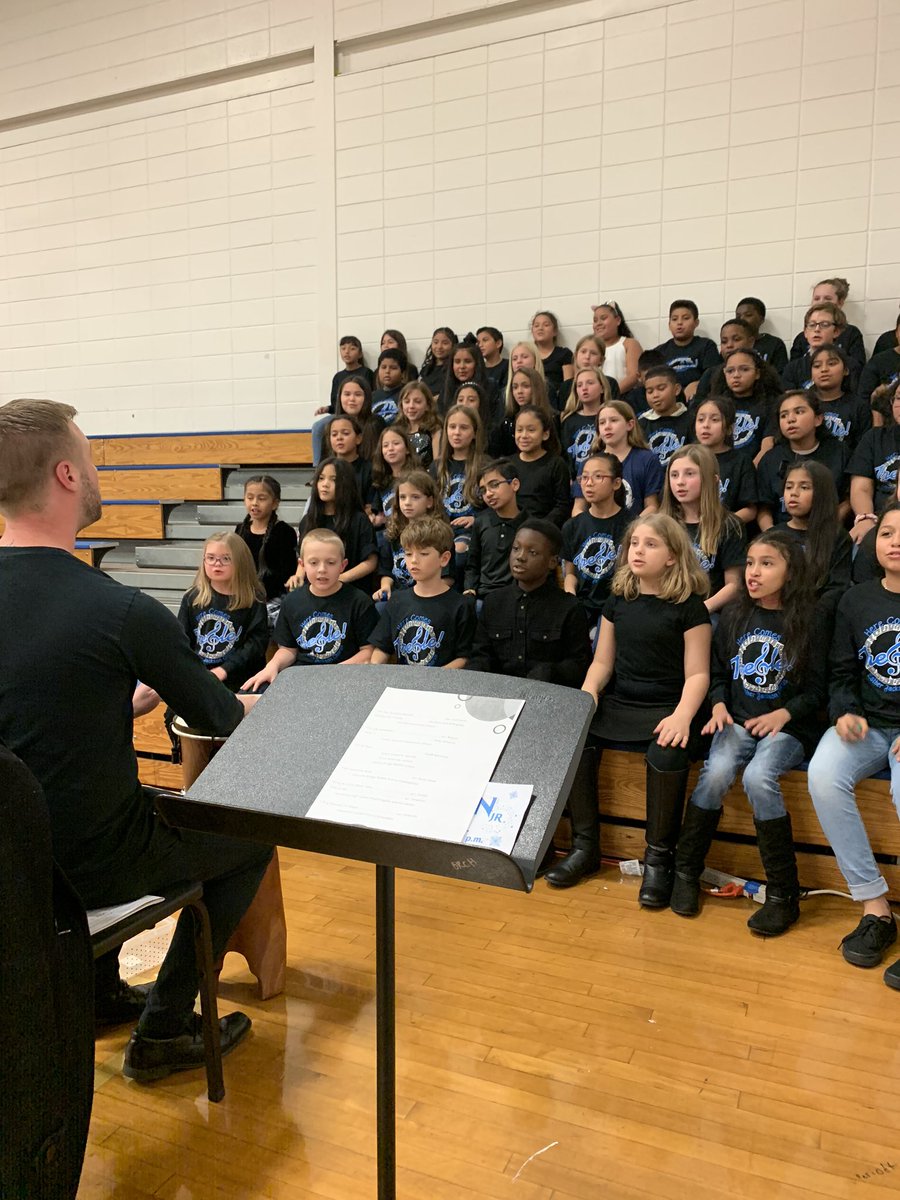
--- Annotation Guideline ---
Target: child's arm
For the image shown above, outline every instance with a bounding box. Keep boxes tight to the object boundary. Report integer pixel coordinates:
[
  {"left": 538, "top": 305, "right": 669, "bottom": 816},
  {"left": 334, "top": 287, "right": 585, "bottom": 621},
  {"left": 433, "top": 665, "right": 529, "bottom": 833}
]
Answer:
[
  {"left": 216, "top": 601, "right": 269, "bottom": 686},
  {"left": 753, "top": 436, "right": 775, "bottom": 466},
  {"left": 444, "top": 594, "right": 477, "bottom": 668},
  {"left": 850, "top": 475, "right": 877, "bottom": 544},
  {"left": 374, "top": 576, "right": 393, "bottom": 601},
  {"left": 242, "top": 646, "right": 298, "bottom": 691},
  {"left": 370, "top": 648, "right": 392, "bottom": 664},
  {"left": 442, "top": 657, "right": 467, "bottom": 669},
  {"left": 563, "top": 562, "right": 578, "bottom": 595},
  {"left": 132, "top": 682, "right": 161, "bottom": 717},
  {"left": 706, "top": 565, "right": 742, "bottom": 613},
  {"left": 640, "top": 495, "right": 660, "bottom": 515},
  {"left": 341, "top": 553, "right": 378, "bottom": 585},
  {"left": 733, "top": 504, "right": 758, "bottom": 524},
  {"left": 286, "top": 563, "right": 306, "bottom": 590},
  {"left": 620, "top": 337, "right": 642, "bottom": 394},
  {"left": 342, "top": 644, "right": 373, "bottom": 664},
  {"left": 581, "top": 616, "right": 616, "bottom": 703},
  {"left": 756, "top": 505, "right": 774, "bottom": 531},
  {"left": 654, "top": 623, "right": 711, "bottom": 747}
]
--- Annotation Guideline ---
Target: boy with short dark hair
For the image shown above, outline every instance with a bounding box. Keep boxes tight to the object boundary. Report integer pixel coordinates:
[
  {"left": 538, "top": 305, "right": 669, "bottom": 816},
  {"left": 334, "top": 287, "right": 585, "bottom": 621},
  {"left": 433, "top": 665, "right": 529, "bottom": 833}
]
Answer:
[
  {"left": 654, "top": 299, "right": 721, "bottom": 401},
  {"left": 464, "top": 459, "right": 526, "bottom": 599},
  {"left": 693, "top": 318, "right": 757, "bottom": 404},
  {"left": 468, "top": 518, "right": 591, "bottom": 684},
  {"left": 370, "top": 516, "right": 475, "bottom": 667},
  {"left": 243, "top": 530, "right": 377, "bottom": 694},
  {"left": 735, "top": 297, "right": 788, "bottom": 373},
  {"left": 476, "top": 326, "right": 508, "bottom": 400},
  {"left": 620, "top": 348, "right": 666, "bottom": 412},
  {"left": 638, "top": 366, "right": 692, "bottom": 467},
  {"left": 372, "top": 348, "right": 408, "bottom": 423}
]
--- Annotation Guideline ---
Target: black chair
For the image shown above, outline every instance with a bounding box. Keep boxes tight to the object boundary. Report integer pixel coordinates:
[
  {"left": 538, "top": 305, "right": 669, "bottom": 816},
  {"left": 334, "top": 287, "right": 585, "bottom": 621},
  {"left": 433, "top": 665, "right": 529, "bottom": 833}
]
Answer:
[{"left": 89, "top": 883, "right": 225, "bottom": 1102}]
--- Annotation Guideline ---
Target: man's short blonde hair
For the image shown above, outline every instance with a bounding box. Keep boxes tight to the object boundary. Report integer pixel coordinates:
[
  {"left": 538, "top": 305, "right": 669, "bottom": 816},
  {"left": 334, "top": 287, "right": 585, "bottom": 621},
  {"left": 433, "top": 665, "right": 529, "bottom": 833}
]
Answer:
[{"left": 0, "top": 398, "right": 79, "bottom": 516}]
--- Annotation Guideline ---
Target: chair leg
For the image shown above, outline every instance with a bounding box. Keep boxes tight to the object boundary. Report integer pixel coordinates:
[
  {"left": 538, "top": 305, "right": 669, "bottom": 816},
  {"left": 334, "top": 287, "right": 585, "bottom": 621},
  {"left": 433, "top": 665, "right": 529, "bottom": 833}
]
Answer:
[
  {"left": 218, "top": 853, "right": 287, "bottom": 1001},
  {"left": 188, "top": 898, "right": 224, "bottom": 1103}
]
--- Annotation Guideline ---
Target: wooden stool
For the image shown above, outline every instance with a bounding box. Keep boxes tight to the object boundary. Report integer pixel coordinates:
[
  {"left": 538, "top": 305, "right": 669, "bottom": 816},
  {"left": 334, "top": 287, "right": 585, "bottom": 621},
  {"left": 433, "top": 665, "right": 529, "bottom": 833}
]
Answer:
[{"left": 172, "top": 716, "right": 287, "bottom": 1000}]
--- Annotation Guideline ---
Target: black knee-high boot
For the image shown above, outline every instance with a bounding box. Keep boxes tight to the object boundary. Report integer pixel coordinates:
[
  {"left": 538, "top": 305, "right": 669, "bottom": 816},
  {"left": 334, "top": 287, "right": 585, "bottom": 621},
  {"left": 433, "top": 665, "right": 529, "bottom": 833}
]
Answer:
[
  {"left": 545, "top": 747, "right": 600, "bottom": 889},
  {"left": 639, "top": 761, "right": 689, "bottom": 908},
  {"left": 670, "top": 802, "right": 721, "bottom": 917},
  {"left": 747, "top": 814, "right": 800, "bottom": 936}
]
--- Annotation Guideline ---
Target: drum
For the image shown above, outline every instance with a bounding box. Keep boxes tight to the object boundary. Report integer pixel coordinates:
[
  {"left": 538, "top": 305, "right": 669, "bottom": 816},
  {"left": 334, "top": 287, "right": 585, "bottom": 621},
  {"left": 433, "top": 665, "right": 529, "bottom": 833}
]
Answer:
[{"left": 170, "top": 715, "right": 286, "bottom": 1000}]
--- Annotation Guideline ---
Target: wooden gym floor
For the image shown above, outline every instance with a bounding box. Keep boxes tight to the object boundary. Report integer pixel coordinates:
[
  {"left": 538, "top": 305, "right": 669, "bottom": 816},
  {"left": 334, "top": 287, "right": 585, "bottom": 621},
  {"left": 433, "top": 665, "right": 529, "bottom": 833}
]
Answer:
[{"left": 87, "top": 846, "right": 900, "bottom": 1199}]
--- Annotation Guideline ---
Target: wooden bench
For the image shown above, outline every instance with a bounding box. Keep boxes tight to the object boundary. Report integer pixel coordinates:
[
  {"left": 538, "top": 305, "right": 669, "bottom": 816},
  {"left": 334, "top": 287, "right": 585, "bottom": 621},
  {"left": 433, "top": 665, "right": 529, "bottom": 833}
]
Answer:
[
  {"left": 97, "top": 465, "right": 224, "bottom": 502},
  {"left": 92, "top": 431, "right": 312, "bottom": 467},
  {"left": 595, "top": 749, "right": 900, "bottom": 897},
  {"left": 80, "top": 502, "right": 166, "bottom": 540}
]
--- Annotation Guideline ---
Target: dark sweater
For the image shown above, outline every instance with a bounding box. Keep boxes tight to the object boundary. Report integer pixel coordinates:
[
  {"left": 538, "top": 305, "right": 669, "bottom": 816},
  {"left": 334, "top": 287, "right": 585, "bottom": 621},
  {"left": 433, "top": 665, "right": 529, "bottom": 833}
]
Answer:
[
  {"left": 512, "top": 453, "right": 572, "bottom": 527},
  {"left": 467, "top": 579, "right": 592, "bottom": 685},
  {"left": 464, "top": 508, "right": 527, "bottom": 596}
]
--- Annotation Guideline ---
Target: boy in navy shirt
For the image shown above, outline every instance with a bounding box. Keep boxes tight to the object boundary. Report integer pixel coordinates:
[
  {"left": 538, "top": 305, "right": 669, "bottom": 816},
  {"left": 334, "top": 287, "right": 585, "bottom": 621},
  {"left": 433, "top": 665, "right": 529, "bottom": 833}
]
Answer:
[
  {"left": 243, "top": 530, "right": 377, "bottom": 695},
  {"left": 371, "top": 516, "right": 476, "bottom": 667},
  {"left": 371, "top": 348, "right": 407, "bottom": 423},
  {"left": 654, "top": 299, "right": 721, "bottom": 401},
  {"left": 638, "top": 366, "right": 693, "bottom": 468}
]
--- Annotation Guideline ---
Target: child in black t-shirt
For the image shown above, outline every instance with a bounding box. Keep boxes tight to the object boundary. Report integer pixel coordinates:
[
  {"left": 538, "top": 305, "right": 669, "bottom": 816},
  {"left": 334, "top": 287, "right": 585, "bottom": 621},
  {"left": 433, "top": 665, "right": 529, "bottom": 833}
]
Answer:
[
  {"left": 234, "top": 474, "right": 298, "bottom": 601},
  {"left": 327, "top": 414, "right": 372, "bottom": 502},
  {"left": 512, "top": 404, "right": 571, "bottom": 527},
  {"left": 372, "top": 348, "right": 407, "bottom": 423},
  {"left": 464, "top": 458, "right": 525, "bottom": 599},
  {"left": 335, "top": 375, "right": 385, "bottom": 461},
  {"left": 757, "top": 391, "right": 848, "bottom": 528},
  {"left": 561, "top": 451, "right": 628, "bottom": 633},
  {"left": 638, "top": 366, "right": 692, "bottom": 468},
  {"left": 654, "top": 299, "right": 721, "bottom": 402},
  {"left": 706, "top": 349, "right": 782, "bottom": 463},
  {"left": 311, "top": 336, "right": 374, "bottom": 464},
  {"left": 781, "top": 460, "right": 851, "bottom": 611},
  {"left": 392, "top": 380, "right": 441, "bottom": 469},
  {"left": 476, "top": 325, "right": 508, "bottom": 399},
  {"left": 288, "top": 458, "right": 378, "bottom": 594},
  {"left": 370, "top": 516, "right": 476, "bottom": 667},
  {"left": 242, "top": 530, "right": 377, "bottom": 701},
  {"left": 367, "top": 425, "right": 419, "bottom": 532},
  {"left": 692, "top": 396, "right": 758, "bottom": 524},
  {"left": 809, "top": 344, "right": 871, "bottom": 452},
  {"left": 376, "top": 470, "right": 452, "bottom": 601},
  {"left": 530, "top": 309, "right": 573, "bottom": 409}
]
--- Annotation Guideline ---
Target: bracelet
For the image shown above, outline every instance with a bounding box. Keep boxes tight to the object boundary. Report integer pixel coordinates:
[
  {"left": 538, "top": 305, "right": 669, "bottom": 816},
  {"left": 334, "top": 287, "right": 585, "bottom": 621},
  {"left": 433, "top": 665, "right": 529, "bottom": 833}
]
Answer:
[{"left": 853, "top": 512, "right": 877, "bottom": 525}]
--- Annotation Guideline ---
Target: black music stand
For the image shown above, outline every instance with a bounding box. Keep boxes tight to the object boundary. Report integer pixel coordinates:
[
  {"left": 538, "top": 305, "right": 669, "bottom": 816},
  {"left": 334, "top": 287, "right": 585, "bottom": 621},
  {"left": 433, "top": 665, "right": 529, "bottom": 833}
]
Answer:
[{"left": 155, "top": 664, "right": 594, "bottom": 1200}]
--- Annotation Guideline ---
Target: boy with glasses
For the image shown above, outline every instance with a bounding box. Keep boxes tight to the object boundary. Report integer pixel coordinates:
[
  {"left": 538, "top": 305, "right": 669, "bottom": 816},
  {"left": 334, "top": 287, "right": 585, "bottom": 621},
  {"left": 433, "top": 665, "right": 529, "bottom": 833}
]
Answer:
[{"left": 463, "top": 459, "right": 526, "bottom": 602}]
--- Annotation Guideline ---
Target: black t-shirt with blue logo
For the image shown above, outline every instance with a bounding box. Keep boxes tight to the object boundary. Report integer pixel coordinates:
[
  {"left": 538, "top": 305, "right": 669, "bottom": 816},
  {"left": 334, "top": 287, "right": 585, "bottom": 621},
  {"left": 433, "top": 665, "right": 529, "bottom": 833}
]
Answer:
[
  {"left": 371, "top": 586, "right": 476, "bottom": 666},
  {"left": 829, "top": 580, "right": 900, "bottom": 729},
  {"left": 371, "top": 387, "right": 400, "bottom": 423},
  {"left": 654, "top": 336, "right": 721, "bottom": 387},
  {"left": 637, "top": 407, "right": 693, "bottom": 468},
  {"left": 847, "top": 427, "right": 900, "bottom": 510},
  {"left": 561, "top": 411, "right": 598, "bottom": 479},
  {"left": 275, "top": 583, "right": 378, "bottom": 665},
  {"left": 683, "top": 518, "right": 746, "bottom": 596},
  {"left": 819, "top": 393, "right": 871, "bottom": 452},
  {"left": 711, "top": 603, "right": 826, "bottom": 753},
  {"left": 757, "top": 439, "right": 849, "bottom": 522},
  {"left": 177, "top": 587, "right": 268, "bottom": 688},
  {"left": 715, "top": 448, "right": 758, "bottom": 514},
  {"left": 561, "top": 508, "right": 629, "bottom": 616}
]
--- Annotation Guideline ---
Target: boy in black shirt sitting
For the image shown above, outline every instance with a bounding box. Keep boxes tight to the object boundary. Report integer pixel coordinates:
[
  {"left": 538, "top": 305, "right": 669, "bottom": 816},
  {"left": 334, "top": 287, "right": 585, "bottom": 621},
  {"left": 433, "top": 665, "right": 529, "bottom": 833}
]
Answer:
[
  {"left": 243, "top": 530, "right": 377, "bottom": 696},
  {"left": 468, "top": 518, "right": 592, "bottom": 686},
  {"left": 655, "top": 299, "right": 721, "bottom": 402},
  {"left": 372, "top": 348, "right": 408, "bottom": 423},
  {"left": 638, "top": 366, "right": 693, "bottom": 468},
  {"left": 464, "top": 458, "right": 526, "bottom": 601},
  {"left": 370, "top": 516, "right": 476, "bottom": 667}
]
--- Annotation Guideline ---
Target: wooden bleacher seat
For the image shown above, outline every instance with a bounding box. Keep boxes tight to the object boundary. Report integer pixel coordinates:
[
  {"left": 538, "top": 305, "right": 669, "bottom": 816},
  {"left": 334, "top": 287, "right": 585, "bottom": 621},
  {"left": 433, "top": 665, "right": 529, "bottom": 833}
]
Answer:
[
  {"left": 80, "top": 501, "right": 167, "bottom": 540},
  {"left": 92, "top": 430, "right": 312, "bottom": 467},
  {"left": 97, "top": 465, "right": 225, "bottom": 502}
]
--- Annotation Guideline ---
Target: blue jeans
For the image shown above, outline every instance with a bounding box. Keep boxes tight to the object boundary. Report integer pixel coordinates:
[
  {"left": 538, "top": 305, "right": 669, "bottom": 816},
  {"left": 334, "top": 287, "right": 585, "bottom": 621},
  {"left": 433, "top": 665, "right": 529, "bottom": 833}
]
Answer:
[
  {"left": 311, "top": 413, "right": 331, "bottom": 465},
  {"left": 808, "top": 724, "right": 900, "bottom": 901},
  {"left": 691, "top": 723, "right": 805, "bottom": 820}
]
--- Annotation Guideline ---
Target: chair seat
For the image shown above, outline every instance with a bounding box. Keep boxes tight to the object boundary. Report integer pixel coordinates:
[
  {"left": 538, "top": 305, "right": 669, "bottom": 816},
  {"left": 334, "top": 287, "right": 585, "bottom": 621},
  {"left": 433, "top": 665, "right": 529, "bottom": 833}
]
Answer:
[{"left": 88, "top": 883, "right": 203, "bottom": 959}]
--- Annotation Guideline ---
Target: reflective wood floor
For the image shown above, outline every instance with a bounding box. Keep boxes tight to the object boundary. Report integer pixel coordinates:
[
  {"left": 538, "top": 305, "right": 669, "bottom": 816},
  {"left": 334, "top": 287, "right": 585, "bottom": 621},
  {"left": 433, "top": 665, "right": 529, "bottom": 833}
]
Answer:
[{"left": 86, "top": 848, "right": 900, "bottom": 1199}]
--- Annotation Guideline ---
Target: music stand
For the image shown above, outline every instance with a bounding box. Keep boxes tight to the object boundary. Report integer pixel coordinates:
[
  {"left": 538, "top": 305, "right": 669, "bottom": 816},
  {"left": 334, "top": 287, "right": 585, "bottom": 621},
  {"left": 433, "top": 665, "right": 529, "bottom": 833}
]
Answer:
[{"left": 155, "top": 664, "right": 594, "bottom": 1199}]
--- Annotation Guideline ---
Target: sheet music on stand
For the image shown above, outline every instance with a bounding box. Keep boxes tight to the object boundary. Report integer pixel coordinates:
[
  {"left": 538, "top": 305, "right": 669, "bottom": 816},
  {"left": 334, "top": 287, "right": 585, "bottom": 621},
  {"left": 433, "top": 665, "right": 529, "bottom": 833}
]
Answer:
[{"left": 306, "top": 688, "right": 525, "bottom": 842}]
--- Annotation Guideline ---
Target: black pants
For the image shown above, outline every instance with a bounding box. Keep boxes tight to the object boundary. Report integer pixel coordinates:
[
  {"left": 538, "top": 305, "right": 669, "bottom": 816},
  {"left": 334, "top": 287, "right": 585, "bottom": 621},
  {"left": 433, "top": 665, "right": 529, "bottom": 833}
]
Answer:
[{"left": 81, "top": 796, "right": 273, "bottom": 1038}]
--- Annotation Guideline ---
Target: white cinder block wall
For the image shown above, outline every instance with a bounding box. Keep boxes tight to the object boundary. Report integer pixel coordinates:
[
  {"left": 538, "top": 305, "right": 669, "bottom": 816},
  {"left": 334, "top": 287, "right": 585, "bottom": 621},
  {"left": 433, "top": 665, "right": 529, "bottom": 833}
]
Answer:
[{"left": 0, "top": 0, "right": 897, "bottom": 434}]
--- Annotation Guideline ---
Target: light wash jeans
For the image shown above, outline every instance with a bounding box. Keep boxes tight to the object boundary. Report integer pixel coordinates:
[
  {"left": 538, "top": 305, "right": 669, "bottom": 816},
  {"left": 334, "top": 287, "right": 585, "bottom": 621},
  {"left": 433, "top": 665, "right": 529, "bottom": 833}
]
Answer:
[
  {"left": 311, "top": 413, "right": 331, "bottom": 465},
  {"left": 691, "top": 723, "right": 805, "bottom": 820},
  {"left": 808, "top": 724, "right": 900, "bottom": 901}
]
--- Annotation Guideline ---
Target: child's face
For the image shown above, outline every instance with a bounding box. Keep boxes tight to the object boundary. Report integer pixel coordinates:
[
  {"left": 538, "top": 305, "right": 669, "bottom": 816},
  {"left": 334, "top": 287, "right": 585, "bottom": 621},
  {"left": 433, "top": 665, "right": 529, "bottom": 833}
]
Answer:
[
  {"left": 783, "top": 468, "right": 814, "bottom": 521},
  {"left": 667, "top": 456, "right": 703, "bottom": 507},
  {"left": 575, "top": 341, "right": 603, "bottom": 369},
  {"left": 596, "top": 406, "right": 631, "bottom": 447},
  {"left": 510, "top": 345, "right": 536, "bottom": 373},
  {"left": 478, "top": 470, "right": 517, "bottom": 512},
  {"left": 446, "top": 413, "right": 475, "bottom": 452},
  {"left": 453, "top": 349, "right": 476, "bottom": 382},
  {"left": 575, "top": 371, "right": 602, "bottom": 407},
  {"left": 745, "top": 543, "right": 788, "bottom": 603},
  {"left": 301, "top": 540, "right": 346, "bottom": 592},
  {"left": 401, "top": 389, "right": 427, "bottom": 423},
  {"left": 317, "top": 465, "right": 337, "bottom": 504},
  {"left": 694, "top": 403, "right": 727, "bottom": 449},
  {"left": 203, "top": 540, "right": 234, "bottom": 589},
  {"left": 431, "top": 331, "right": 452, "bottom": 361},
  {"left": 380, "top": 431, "right": 407, "bottom": 468},
  {"left": 804, "top": 309, "right": 837, "bottom": 349},
  {"left": 720, "top": 324, "right": 754, "bottom": 356},
  {"left": 531, "top": 314, "right": 555, "bottom": 344},
  {"left": 404, "top": 543, "right": 449, "bottom": 583},
  {"left": 723, "top": 352, "right": 759, "bottom": 397},
  {"left": 668, "top": 306, "right": 698, "bottom": 342},
  {"left": 511, "top": 372, "right": 533, "bottom": 406},
  {"left": 876, "top": 511, "right": 900, "bottom": 574},
  {"left": 340, "top": 380, "right": 365, "bottom": 415},
  {"left": 514, "top": 412, "right": 548, "bottom": 456},
  {"left": 379, "top": 359, "right": 403, "bottom": 390},
  {"left": 456, "top": 385, "right": 481, "bottom": 411},
  {"left": 812, "top": 283, "right": 840, "bottom": 307},
  {"left": 627, "top": 525, "right": 674, "bottom": 579},
  {"left": 244, "top": 483, "right": 277, "bottom": 523},
  {"left": 779, "top": 397, "right": 820, "bottom": 443},
  {"left": 381, "top": 333, "right": 399, "bottom": 351},
  {"left": 329, "top": 419, "right": 360, "bottom": 458},
  {"left": 579, "top": 458, "right": 619, "bottom": 506},
  {"left": 644, "top": 375, "right": 681, "bottom": 415},
  {"left": 476, "top": 331, "right": 501, "bottom": 361},
  {"left": 811, "top": 350, "right": 847, "bottom": 393},
  {"left": 592, "top": 306, "right": 619, "bottom": 341},
  {"left": 340, "top": 341, "right": 361, "bottom": 367},
  {"left": 509, "top": 528, "right": 555, "bottom": 590},
  {"left": 397, "top": 485, "right": 431, "bottom": 521},
  {"left": 734, "top": 303, "right": 763, "bottom": 334}
]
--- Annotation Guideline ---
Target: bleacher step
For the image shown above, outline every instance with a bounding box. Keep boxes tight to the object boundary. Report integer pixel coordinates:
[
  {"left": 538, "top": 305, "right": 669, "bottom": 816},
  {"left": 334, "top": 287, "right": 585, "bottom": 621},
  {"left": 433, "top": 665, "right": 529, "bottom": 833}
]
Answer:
[
  {"left": 223, "top": 467, "right": 313, "bottom": 500},
  {"left": 105, "top": 567, "right": 196, "bottom": 591},
  {"left": 196, "top": 502, "right": 306, "bottom": 525}
]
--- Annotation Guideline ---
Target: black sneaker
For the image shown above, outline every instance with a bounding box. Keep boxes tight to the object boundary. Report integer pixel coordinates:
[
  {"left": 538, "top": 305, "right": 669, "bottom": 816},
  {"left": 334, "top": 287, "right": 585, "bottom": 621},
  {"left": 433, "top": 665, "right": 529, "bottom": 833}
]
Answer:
[
  {"left": 840, "top": 914, "right": 897, "bottom": 968},
  {"left": 123, "top": 1011, "right": 251, "bottom": 1083},
  {"left": 95, "top": 980, "right": 153, "bottom": 1027}
]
